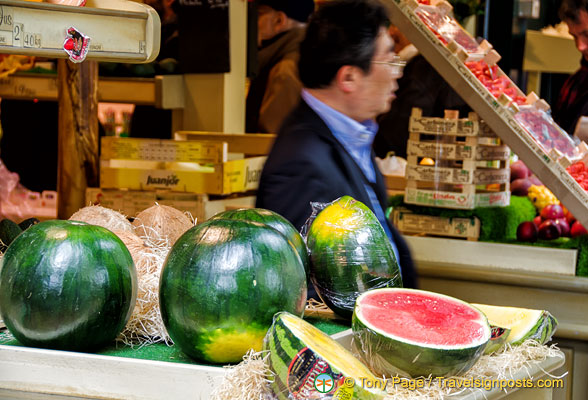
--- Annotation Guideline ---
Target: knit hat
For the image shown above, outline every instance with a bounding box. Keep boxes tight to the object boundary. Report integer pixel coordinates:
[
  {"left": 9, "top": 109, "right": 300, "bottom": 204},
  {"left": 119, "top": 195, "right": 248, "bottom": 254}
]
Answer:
[{"left": 259, "top": 0, "right": 315, "bottom": 23}]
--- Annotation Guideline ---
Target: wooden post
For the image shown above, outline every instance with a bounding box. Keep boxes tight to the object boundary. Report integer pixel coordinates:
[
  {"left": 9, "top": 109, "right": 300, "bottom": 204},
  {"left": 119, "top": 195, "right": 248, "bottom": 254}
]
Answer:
[{"left": 57, "top": 59, "right": 99, "bottom": 219}]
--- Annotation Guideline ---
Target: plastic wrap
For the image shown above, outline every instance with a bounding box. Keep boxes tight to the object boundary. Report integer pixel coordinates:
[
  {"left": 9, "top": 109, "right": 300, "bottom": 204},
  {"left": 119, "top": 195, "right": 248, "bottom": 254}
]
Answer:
[
  {"left": 415, "top": 4, "right": 481, "bottom": 53},
  {"left": 465, "top": 60, "right": 527, "bottom": 105},
  {"left": 404, "top": 108, "right": 511, "bottom": 210},
  {"left": 263, "top": 311, "right": 387, "bottom": 399},
  {"left": 303, "top": 196, "right": 402, "bottom": 320},
  {"left": 514, "top": 105, "right": 578, "bottom": 158},
  {"left": 351, "top": 288, "right": 491, "bottom": 379}
]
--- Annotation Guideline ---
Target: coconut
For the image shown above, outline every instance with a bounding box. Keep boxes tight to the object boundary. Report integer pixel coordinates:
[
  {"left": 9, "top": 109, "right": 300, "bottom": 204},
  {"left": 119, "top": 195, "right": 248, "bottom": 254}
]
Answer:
[
  {"left": 69, "top": 205, "right": 134, "bottom": 233},
  {"left": 132, "top": 204, "right": 194, "bottom": 245},
  {"left": 114, "top": 229, "right": 172, "bottom": 346}
]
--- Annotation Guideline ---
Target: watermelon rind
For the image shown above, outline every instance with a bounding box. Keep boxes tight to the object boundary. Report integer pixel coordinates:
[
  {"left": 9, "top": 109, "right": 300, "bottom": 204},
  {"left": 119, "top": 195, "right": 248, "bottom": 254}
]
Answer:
[
  {"left": 0, "top": 220, "right": 137, "bottom": 351},
  {"left": 159, "top": 219, "right": 307, "bottom": 364},
  {"left": 472, "top": 303, "right": 558, "bottom": 346},
  {"left": 306, "top": 196, "right": 402, "bottom": 319},
  {"left": 264, "top": 312, "right": 387, "bottom": 400},
  {"left": 483, "top": 325, "right": 511, "bottom": 354},
  {"left": 352, "top": 288, "right": 491, "bottom": 378}
]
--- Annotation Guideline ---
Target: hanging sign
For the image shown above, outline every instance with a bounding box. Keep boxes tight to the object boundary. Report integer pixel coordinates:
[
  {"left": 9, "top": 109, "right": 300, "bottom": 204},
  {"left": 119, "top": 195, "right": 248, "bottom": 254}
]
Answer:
[{"left": 63, "top": 26, "right": 90, "bottom": 63}]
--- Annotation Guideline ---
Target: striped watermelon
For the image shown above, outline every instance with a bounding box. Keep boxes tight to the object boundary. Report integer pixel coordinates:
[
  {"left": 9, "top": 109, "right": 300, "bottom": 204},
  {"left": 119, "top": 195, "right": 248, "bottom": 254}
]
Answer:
[
  {"left": 264, "top": 312, "right": 386, "bottom": 399},
  {"left": 159, "top": 219, "right": 307, "bottom": 364},
  {"left": 306, "top": 196, "right": 402, "bottom": 319},
  {"left": 352, "top": 288, "right": 491, "bottom": 378},
  {"left": 472, "top": 303, "right": 557, "bottom": 347}
]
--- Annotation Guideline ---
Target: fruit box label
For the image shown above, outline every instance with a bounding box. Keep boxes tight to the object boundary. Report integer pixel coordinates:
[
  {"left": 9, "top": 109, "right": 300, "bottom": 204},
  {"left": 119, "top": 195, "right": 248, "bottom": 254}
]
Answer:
[
  {"left": 406, "top": 165, "right": 472, "bottom": 184},
  {"left": 405, "top": 187, "right": 475, "bottom": 209},
  {"left": 476, "top": 145, "right": 510, "bottom": 160},
  {"left": 409, "top": 117, "right": 458, "bottom": 134},
  {"left": 394, "top": 209, "right": 480, "bottom": 238},
  {"left": 473, "top": 168, "right": 510, "bottom": 184}
]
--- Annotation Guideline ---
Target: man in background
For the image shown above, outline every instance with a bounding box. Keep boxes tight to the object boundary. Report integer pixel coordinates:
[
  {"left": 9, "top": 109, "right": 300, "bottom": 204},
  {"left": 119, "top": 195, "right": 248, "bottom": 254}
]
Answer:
[
  {"left": 373, "top": 25, "right": 469, "bottom": 159},
  {"left": 256, "top": 0, "right": 417, "bottom": 289},
  {"left": 553, "top": 0, "right": 588, "bottom": 139},
  {"left": 245, "top": 0, "right": 315, "bottom": 133}
]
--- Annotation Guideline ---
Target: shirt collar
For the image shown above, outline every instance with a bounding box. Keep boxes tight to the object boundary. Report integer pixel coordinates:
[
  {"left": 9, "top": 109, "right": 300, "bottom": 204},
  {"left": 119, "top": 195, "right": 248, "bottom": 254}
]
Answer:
[{"left": 301, "top": 89, "right": 378, "bottom": 146}]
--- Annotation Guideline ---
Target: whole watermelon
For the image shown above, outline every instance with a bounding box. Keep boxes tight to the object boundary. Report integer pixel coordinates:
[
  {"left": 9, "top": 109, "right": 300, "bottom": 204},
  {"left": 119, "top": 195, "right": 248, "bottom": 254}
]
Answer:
[
  {"left": 0, "top": 220, "right": 137, "bottom": 351},
  {"left": 306, "top": 196, "right": 402, "bottom": 319},
  {"left": 159, "top": 219, "right": 307, "bottom": 364},
  {"left": 210, "top": 208, "right": 309, "bottom": 276}
]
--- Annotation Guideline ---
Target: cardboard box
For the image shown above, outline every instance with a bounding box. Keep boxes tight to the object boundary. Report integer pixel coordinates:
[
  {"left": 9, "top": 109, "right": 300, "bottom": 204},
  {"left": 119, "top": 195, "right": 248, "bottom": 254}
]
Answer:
[
  {"left": 100, "top": 156, "right": 266, "bottom": 195},
  {"left": 393, "top": 207, "right": 480, "bottom": 240}
]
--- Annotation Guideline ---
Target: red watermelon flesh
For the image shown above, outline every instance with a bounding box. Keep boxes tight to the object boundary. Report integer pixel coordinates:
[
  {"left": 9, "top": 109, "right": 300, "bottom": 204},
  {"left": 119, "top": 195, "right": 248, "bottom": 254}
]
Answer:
[
  {"left": 352, "top": 288, "right": 490, "bottom": 377},
  {"left": 359, "top": 289, "right": 488, "bottom": 348}
]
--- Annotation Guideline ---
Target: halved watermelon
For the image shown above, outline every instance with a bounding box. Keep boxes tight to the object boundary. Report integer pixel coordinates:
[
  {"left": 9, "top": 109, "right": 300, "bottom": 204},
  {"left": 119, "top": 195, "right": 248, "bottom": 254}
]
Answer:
[
  {"left": 352, "top": 288, "right": 491, "bottom": 378},
  {"left": 264, "top": 312, "right": 386, "bottom": 400},
  {"left": 472, "top": 303, "right": 557, "bottom": 346}
]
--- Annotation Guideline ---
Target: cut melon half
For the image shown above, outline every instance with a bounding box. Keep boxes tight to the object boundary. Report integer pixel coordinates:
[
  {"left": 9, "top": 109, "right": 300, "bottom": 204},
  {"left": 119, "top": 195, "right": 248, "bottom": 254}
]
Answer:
[
  {"left": 352, "top": 288, "right": 491, "bottom": 378},
  {"left": 264, "top": 312, "right": 386, "bottom": 400},
  {"left": 472, "top": 303, "right": 558, "bottom": 346}
]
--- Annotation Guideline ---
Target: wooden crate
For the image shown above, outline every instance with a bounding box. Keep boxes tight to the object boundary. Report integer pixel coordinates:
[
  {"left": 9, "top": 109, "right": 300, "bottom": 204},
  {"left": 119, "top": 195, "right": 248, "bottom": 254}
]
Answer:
[
  {"left": 392, "top": 207, "right": 480, "bottom": 240},
  {"left": 405, "top": 108, "right": 511, "bottom": 209},
  {"left": 99, "top": 136, "right": 267, "bottom": 195}
]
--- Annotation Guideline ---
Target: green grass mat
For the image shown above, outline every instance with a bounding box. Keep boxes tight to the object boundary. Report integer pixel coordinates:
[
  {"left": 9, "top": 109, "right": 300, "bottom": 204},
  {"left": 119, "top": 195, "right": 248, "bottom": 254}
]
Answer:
[{"left": 0, "top": 317, "right": 351, "bottom": 366}]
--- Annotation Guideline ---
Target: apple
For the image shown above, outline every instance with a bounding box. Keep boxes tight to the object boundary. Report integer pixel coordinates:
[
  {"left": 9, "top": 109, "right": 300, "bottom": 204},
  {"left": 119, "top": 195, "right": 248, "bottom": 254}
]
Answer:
[
  {"left": 571, "top": 221, "right": 588, "bottom": 238},
  {"left": 540, "top": 204, "right": 565, "bottom": 220},
  {"left": 562, "top": 206, "right": 576, "bottom": 225},
  {"left": 533, "top": 215, "right": 543, "bottom": 227},
  {"left": 517, "top": 221, "right": 538, "bottom": 242},
  {"left": 554, "top": 218, "right": 570, "bottom": 237},
  {"left": 511, "top": 178, "right": 533, "bottom": 196},
  {"left": 538, "top": 220, "right": 561, "bottom": 240},
  {"left": 510, "top": 160, "right": 530, "bottom": 181}
]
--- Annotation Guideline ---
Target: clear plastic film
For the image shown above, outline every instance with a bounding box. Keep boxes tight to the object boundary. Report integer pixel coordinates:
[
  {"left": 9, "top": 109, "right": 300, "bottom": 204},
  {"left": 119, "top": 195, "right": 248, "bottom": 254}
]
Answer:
[
  {"left": 514, "top": 105, "right": 578, "bottom": 158},
  {"left": 262, "top": 311, "right": 387, "bottom": 400},
  {"left": 414, "top": 3, "right": 482, "bottom": 53},
  {"left": 403, "top": 108, "right": 511, "bottom": 210},
  {"left": 302, "top": 196, "right": 402, "bottom": 320}
]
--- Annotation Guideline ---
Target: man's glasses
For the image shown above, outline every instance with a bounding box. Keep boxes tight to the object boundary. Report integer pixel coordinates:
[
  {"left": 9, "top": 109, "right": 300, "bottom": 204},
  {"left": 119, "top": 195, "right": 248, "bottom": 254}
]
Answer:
[{"left": 371, "top": 56, "right": 406, "bottom": 76}]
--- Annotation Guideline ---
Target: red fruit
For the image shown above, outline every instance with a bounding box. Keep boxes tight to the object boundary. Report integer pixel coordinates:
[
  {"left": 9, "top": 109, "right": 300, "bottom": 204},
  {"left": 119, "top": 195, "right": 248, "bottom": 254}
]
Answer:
[
  {"left": 571, "top": 221, "right": 588, "bottom": 238},
  {"left": 562, "top": 206, "right": 576, "bottom": 225},
  {"left": 540, "top": 204, "right": 565, "bottom": 220},
  {"left": 554, "top": 218, "right": 570, "bottom": 237},
  {"left": 510, "top": 160, "right": 530, "bottom": 181},
  {"left": 517, "top": 221, "right": 538, "bottom": 242},
  {"left": 533, "top": 215, "right": 543, "bottom": 227},
  {"left": 538, "top": 220, "right": 561, "bottom": 240},
  {"left": 511, "top": 178, "right": 533, "bottom": 196}
]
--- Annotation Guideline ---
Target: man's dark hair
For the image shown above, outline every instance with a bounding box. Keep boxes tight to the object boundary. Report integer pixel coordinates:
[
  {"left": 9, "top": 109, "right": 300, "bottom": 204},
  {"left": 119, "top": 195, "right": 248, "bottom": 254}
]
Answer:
[
  {"left": 298, "top": 0, "right": 390, "bottom": 89},
  {"left": 559, "top": 0, "right": 588, "bottom": 23}
]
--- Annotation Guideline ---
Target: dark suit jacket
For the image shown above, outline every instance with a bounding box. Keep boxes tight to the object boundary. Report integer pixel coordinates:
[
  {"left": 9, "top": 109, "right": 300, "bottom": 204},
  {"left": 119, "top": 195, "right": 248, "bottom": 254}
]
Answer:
[{"left": 256, "top": 100, "right": 417, "bottom": 288}]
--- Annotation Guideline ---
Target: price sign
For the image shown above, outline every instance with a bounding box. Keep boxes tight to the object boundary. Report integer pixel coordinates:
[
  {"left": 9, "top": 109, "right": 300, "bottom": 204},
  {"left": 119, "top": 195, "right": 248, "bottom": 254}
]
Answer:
[
  {"left": 12, "top": 23, "right": 22, "bottom": 47},
  {"left": 0, "top": 6, "right": 13, "bottom": 32},
  {"left": 23, "top": 32, "right": 41, "bottom": 48}
]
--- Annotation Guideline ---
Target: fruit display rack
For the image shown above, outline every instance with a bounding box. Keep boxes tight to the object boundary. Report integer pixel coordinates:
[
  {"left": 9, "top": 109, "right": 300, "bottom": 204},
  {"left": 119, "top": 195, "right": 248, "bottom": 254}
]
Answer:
[
  {"left": 404, "top": 108, "right": 510, "bottom": 209},
  {"left": 0, "top": 0, "right": 159, "bottom": 62},
  {"left": 385, "top": 0, "right": 588, "bottom": 228}
]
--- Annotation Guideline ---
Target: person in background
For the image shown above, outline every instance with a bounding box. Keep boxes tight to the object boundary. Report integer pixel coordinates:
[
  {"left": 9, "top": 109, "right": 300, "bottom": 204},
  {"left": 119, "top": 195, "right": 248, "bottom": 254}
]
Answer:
[
  {"left": 245, "top": 0, "right": 315, "bottom": 133},
  {"left": 256, "top": 0, "right": 417, "bottom": 289},
  {"left": 373, "top": 25, "right": 470, "bottom": 159},
  {"left": 553, "top": 0, "right": 588, "bottom": 139}
]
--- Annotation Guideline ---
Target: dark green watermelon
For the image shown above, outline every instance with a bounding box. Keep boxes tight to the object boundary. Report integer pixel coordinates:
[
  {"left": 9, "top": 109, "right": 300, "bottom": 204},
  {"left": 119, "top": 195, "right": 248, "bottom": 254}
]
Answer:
[
  {"left": 306, "top": 196, "right": 402, "bottom": 319},
  {"left": 0, "top": 219, "right": 22, "bottom": 253},
  {"left": 0, "top": 220, "right": 137, "bottom": 351},
  {"left": 210, "top": 208, "right": 309, "bottom": 276},
  {"left": 159, "top": 218, "right": 307, "bottom": 364}
]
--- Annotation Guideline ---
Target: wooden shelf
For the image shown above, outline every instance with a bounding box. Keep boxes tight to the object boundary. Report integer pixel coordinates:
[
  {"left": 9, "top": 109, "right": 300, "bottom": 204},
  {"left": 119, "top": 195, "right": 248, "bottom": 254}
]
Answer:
[
  {"left": 0, "top": 0, "right": 160, "bottom": 62},
  {"left": 0, "top": 73, "right": 184, "bottom": 107},
  {"left": 386, "top": 0, "right": 588, "bottom": 230}
]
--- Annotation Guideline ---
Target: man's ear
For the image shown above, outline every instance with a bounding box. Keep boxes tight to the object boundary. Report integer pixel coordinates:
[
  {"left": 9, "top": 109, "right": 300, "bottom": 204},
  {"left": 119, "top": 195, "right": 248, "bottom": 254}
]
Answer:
[
  {"left": 335, "top": 65, "right": 359, "bottom": 93},
  {"left": 274, "top": 11, "right": 289, "bottom": 32}
]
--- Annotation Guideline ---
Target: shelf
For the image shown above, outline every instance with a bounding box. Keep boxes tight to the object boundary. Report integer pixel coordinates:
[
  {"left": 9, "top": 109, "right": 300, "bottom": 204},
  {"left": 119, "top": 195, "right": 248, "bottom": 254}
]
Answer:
[
  {"left": 0, "top": 0, "right": 160, "bottom": 63},
  {"left": 386, "top": 0, "right": 588, "bottom": 230},
  {"left": 0, "top": 73, "right": 184, "bottom": 107}
]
